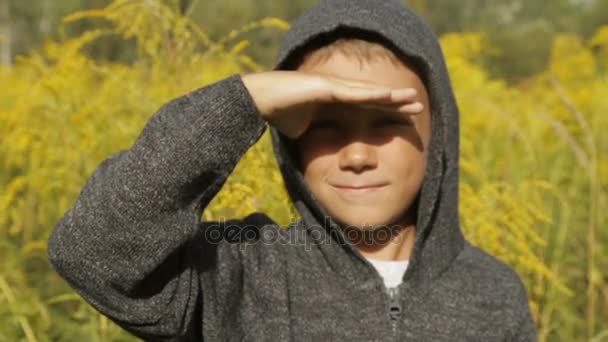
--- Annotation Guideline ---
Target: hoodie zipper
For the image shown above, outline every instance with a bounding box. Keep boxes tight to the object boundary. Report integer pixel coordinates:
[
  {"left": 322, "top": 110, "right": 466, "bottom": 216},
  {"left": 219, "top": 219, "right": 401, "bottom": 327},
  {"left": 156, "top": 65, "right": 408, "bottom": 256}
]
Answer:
[{"left": 386, "top": 286, "right": 402, "bottom": 339}]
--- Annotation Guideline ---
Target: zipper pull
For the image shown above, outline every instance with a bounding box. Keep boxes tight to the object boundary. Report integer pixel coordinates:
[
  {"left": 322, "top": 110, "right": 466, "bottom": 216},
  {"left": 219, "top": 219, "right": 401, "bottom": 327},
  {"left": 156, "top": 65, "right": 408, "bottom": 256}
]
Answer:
[{"left": 387, "top": 287, "right": 402, "bottom": 323}]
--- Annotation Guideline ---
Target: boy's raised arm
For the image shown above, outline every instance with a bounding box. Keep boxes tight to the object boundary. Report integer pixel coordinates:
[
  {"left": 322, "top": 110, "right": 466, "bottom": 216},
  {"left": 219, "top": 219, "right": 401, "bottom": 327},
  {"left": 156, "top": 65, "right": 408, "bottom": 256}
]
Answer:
[
  {"left": 47, "top": 71, "right": 417, "bottom": 340},
  {"left": 48, "top": 74, "right": 267, "bottom": 340}
]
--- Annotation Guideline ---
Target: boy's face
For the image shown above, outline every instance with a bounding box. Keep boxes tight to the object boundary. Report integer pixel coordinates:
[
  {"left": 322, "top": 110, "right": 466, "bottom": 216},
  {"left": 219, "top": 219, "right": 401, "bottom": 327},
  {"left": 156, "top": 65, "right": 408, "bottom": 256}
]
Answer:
[{"left": 295, "top": 52, "right": 431, "bottom": 231}]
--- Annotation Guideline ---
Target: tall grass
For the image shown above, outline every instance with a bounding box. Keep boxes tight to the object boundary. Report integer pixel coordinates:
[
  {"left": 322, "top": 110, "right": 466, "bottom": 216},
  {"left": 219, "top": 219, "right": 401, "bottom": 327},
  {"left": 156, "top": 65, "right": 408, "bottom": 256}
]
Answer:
[{"left": 0, "top": 1, "right": 605, "bottom": 340}]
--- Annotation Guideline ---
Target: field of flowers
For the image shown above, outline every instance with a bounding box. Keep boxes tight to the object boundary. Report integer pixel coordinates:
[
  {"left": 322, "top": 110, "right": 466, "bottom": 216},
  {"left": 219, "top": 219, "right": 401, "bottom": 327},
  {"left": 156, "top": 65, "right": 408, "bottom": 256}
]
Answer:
[{"left": 0, "top": 1, "right": 606, "bottom": 341}]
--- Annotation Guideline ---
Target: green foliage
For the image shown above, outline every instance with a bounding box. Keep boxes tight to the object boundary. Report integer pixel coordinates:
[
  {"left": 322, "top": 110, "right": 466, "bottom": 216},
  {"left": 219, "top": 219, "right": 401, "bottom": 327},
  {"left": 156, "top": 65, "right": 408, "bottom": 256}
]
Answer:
[
  {"left": 4, "top": 0, "right": 608, "bottom": 75},
  {"left": 441, "top": 31, "right": 608, "bottom": 341},
  {"left": 0, "top": 2, "right": 291, "bottom": 341},
  {"left": 0, "top": 1, "right": 606, "bottom": 341}
]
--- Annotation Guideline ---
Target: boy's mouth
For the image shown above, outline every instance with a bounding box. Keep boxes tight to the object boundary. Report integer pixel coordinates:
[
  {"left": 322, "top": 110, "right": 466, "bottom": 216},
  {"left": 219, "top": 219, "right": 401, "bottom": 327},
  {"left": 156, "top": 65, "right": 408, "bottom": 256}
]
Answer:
[{"left": 330, "top": 183, "right": 388, "bottom": 195}]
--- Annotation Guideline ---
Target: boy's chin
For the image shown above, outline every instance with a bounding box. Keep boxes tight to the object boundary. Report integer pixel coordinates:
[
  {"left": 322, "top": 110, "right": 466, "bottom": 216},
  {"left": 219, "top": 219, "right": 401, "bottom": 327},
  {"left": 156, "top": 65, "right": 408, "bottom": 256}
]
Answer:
[
  {"left": 333, "top": 217, "right": 409, "bottom": 247},
  {"left": 334, "top": 217, "right": 401, "bottom": 232},
  {"left": 330, "top": 209, "right": 415, "bottom": 233}
]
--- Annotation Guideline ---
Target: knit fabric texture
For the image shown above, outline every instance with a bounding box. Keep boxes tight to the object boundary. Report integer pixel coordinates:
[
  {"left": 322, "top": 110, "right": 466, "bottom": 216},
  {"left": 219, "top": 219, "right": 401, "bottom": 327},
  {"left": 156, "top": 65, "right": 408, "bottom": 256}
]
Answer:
[{"left": 48, "top": 0, "right": 538, "bottom": 341}]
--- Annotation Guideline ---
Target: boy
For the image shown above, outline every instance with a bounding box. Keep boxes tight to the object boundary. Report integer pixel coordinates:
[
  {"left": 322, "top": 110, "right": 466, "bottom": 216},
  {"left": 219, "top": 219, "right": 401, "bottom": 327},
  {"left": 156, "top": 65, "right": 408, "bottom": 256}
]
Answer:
[{"left": 48, "top": 0, "right": 537, "bottom": 341}]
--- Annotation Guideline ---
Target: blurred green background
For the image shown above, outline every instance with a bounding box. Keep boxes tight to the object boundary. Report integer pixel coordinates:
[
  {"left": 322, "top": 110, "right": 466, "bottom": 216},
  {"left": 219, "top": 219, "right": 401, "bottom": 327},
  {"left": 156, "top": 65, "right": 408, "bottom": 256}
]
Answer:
[
  {"left": 3, "top": 0, "right": 608, "bottom": 78},
  {"left": 0, "top": 0, "right": 606, "bottom": 341}
]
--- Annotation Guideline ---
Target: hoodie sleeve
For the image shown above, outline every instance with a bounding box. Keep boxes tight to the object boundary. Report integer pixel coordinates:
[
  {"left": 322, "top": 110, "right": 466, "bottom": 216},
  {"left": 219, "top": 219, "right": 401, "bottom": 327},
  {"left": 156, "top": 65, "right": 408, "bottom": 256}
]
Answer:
[
  {"left": 511, "top": 308, "right": 538, "bottom": 342},
  {"left": 508, "top": 279, "right": 538, "bottom": 342},
  {"left": 47, "top": 73, "right": 268, "bottom": 340}
]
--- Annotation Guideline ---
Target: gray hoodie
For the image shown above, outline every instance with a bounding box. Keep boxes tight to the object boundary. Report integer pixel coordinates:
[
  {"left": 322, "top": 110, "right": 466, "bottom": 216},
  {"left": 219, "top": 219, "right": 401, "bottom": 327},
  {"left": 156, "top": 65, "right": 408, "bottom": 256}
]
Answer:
[{"left": 48, "top": 0, "right": 537, "bottom": 341}]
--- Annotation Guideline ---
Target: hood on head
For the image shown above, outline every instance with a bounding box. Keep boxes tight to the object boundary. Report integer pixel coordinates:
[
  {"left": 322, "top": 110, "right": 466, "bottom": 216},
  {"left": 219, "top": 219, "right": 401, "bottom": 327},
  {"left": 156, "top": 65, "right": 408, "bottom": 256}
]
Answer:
[{"left": 269, "top": 0, "right": 465, "bottom": 287}]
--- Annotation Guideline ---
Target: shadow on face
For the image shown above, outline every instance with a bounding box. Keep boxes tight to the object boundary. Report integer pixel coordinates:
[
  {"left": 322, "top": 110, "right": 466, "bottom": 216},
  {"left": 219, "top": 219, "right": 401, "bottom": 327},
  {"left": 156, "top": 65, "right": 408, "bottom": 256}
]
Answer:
[{"left": 291, "top": 51, "right": 432, "bottom": 231}]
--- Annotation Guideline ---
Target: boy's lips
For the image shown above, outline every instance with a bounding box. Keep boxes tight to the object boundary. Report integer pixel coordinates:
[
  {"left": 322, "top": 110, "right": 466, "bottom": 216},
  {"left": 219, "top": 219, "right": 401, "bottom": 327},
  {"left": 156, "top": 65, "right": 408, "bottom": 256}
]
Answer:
[{"left": 329, "top": 183, "right": 389, "bottom": 195}]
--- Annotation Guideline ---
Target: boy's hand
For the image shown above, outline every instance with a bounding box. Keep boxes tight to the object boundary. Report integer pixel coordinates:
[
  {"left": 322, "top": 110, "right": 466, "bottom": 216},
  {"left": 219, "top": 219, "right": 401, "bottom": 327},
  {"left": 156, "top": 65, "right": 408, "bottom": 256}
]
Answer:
[{"left": 242, "top": 71, "right": 423, "bottom": 139}]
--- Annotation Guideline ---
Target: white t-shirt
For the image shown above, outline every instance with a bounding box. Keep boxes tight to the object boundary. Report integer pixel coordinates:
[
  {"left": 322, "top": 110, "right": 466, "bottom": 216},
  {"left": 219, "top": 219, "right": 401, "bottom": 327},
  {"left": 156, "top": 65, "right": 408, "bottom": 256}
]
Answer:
[{"left": 365, "top": 257, "right": 410, "bottom": 289}]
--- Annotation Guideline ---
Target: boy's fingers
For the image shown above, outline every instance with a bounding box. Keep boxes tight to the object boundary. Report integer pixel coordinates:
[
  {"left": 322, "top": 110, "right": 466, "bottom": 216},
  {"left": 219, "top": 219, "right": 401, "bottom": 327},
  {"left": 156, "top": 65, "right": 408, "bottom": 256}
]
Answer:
[
  {"left": 390, "top": 88, "right": 417, "bottom": 102},
  {"left": 322, "top": 80, "right": 421, "bottom": 114},
  {"left": 328, "top": 77, "right": 418, "bottom": 99},
  {"left": 358, "top": 101, "right": 424, "bottom": 114},
  {"left": 365, "top": 88, "right": 418, "bottom": 106},
  {"left": 397, "top": 102, "right": 424, "bottom": 114},
  {"left": 352, "top": 88, "right": 418, "bottom": 106},
  {"left": 328, "top": 85, "right": 392, "bottom": 102},
  {"left": 329, "top": 83, "right": 418, "bottom": 103}
]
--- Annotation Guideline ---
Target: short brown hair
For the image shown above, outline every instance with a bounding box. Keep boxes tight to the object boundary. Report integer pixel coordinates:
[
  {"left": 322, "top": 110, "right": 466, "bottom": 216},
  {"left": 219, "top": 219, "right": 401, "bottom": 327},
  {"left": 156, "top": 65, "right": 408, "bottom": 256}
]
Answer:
[
  {"left": 298, "top": 37, "right": 405, "bottom": 69},
  {"left": 281, "top": 27, "right": 420, "bottom": 74}
]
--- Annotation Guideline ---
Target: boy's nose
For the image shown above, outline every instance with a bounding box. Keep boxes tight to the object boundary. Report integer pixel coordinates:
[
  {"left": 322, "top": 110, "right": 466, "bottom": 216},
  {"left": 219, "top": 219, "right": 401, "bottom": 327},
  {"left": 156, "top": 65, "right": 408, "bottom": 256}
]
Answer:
[{"left": 338, "top": 141, "right": 378, "bottom": 173}]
